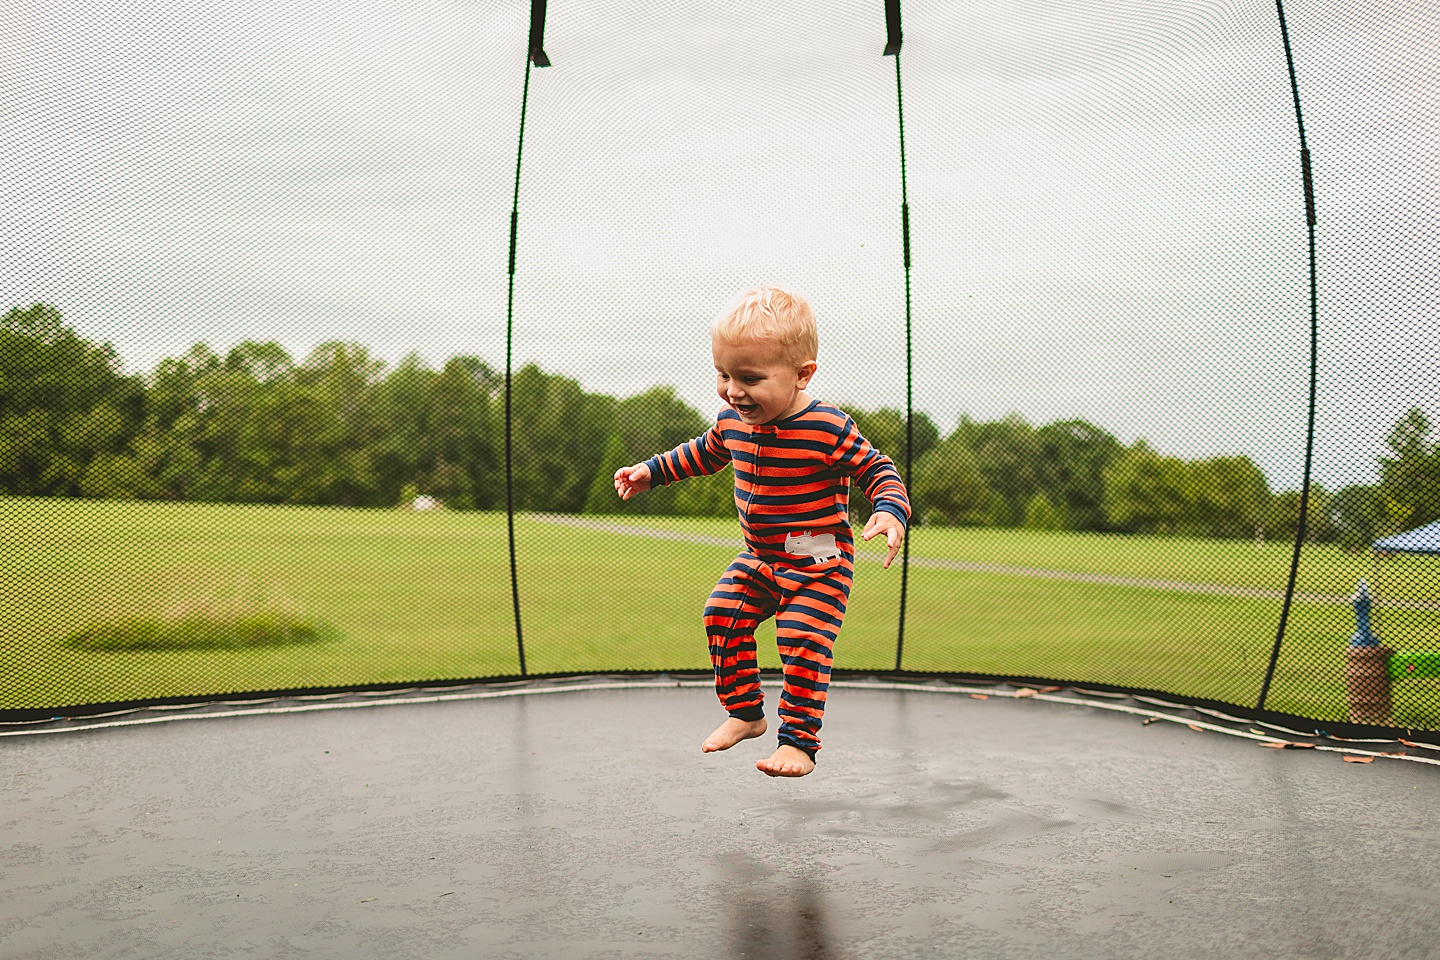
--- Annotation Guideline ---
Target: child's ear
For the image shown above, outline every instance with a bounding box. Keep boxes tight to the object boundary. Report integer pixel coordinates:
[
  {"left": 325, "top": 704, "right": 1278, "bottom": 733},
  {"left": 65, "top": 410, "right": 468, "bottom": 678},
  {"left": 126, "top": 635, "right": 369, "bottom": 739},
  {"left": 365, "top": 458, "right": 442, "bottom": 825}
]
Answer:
[{"left": 797, "top": 361, "right": 817, "bottom": 387}]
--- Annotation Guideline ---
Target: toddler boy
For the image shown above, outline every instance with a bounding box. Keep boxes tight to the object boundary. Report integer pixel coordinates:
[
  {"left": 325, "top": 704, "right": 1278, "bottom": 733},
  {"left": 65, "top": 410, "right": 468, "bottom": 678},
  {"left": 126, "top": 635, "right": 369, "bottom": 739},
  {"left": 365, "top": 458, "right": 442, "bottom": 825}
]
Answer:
[{"left": 615, "top": 287, "right": 909, "bottom": 777}]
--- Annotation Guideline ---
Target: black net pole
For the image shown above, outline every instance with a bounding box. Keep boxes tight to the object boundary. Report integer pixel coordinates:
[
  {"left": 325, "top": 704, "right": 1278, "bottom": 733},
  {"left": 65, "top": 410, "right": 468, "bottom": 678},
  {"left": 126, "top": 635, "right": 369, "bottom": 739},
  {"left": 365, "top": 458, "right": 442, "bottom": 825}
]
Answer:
[
  {"left": 1257, "top": 0, "right": 1318, "bottom": 711},
  {"left": 885, "top": 2, "right": 913, "bottom": 672},
  {"left": 505, "top": 55, "right": 536, "bottom": 677}
]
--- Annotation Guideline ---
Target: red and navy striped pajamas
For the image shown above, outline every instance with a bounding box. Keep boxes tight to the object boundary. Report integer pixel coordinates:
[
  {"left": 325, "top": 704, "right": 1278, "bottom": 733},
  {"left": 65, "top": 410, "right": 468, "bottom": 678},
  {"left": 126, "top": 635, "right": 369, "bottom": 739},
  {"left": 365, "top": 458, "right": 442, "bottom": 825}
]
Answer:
[{"left": 644, "top": 400, "right": 910, "bottom": 757}]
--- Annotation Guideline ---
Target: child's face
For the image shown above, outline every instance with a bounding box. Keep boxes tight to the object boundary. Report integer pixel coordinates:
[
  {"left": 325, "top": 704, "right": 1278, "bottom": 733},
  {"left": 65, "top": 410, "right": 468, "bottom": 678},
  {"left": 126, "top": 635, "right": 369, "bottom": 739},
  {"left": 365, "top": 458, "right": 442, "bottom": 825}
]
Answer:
[{"left": 712, "top": 336, "right": 817, "bottom": 426}]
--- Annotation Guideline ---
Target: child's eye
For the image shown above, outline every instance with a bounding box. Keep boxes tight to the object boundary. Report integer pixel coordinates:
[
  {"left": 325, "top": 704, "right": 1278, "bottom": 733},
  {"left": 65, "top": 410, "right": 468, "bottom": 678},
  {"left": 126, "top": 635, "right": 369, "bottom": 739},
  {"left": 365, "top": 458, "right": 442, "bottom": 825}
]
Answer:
[{"left": 743, "top": 377, "right": 761, "bottom": 384}]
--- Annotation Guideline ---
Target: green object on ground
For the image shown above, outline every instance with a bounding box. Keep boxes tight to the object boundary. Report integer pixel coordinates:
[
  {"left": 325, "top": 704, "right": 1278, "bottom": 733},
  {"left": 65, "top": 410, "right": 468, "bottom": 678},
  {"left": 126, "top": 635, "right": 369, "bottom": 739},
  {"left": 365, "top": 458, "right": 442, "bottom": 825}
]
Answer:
[{"left": 1389, "top": 650, "right": 1440, "bottom": 682}]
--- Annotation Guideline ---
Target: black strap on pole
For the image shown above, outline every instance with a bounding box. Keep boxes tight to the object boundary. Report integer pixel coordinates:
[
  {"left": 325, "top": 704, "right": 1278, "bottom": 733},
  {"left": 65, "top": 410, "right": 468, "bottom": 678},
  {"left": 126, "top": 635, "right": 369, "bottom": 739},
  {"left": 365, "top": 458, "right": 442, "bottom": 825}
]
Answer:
[
  {"left": 885, "top": 2, "right": 913, "bottom": 672},
  {"left": 1257, "top": 0, "right": 1318, "bottom": 710},
  {"left": 884, "top": 0, "right": 903, "bottom": 56},
  {"left": 507, "top": 10, "right": 549, "bottom": 677},
  {"left": 529, "top": 0, "right": 551, "bottom": 67}
]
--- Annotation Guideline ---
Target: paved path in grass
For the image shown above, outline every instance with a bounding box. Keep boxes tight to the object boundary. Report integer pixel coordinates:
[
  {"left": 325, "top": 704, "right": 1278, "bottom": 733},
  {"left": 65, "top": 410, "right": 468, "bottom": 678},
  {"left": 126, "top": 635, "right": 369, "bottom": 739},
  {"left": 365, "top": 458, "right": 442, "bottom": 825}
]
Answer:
[{"left": 534, "top": 515, "right": 1429, "bottom": 608}]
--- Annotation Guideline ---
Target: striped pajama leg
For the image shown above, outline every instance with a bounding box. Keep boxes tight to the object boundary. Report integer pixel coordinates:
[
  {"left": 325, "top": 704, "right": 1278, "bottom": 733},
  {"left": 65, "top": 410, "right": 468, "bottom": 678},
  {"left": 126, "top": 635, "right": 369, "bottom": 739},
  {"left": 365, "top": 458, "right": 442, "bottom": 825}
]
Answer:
[
  {"left": 704, "top": 553, "right": 780, "bottom": 723},
  {"left": 771, "top": 558, "right": 851, "bottom": 756},
  {"left": 703, "top": 552, "right": 852, "bottom": 757}
]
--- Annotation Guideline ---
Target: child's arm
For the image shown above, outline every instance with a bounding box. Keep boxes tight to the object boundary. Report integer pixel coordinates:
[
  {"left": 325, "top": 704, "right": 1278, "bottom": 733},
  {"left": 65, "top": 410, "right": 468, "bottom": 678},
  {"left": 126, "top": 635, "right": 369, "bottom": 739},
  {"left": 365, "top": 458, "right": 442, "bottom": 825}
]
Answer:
[
  {"left": 642, "top": 423, "right": 732, "bottom": 487},
  {"left": 832, "top": 414, "right": 912, "bottom": 568},
  {"left": 615, "top": 421, "right": 732, "bottom": 502}
]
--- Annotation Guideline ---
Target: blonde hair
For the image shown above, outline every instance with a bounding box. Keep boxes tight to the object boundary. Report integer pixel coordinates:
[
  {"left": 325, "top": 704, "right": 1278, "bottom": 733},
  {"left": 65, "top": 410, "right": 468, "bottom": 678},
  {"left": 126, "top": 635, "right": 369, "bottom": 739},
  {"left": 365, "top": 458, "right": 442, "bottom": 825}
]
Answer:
[{"left": 712, "top": 286, "right": 818, "bottom": 364}]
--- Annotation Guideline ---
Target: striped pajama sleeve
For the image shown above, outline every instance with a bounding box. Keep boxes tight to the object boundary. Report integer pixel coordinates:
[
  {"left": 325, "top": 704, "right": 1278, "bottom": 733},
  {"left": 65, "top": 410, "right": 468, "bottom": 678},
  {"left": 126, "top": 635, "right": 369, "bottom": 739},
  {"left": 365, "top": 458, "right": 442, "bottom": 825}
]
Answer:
[{"left": 645, "top": 424, "right": 732, "bottom": 486}]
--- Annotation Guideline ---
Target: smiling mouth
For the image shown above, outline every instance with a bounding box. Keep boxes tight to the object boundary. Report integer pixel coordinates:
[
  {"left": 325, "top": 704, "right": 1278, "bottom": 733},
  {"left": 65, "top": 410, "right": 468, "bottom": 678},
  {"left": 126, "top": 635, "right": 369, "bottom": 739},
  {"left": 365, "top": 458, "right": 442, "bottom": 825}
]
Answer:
[{"left": 733, "top": 403, "right": 758, "bottom": 414}]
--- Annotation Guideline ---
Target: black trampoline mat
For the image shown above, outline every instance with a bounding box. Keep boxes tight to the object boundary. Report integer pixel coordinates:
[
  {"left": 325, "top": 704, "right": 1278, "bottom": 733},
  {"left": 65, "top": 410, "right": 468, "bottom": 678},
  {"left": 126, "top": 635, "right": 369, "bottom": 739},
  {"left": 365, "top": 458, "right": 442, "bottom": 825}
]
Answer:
[{"left": 3, "top": 681, "right": 1438, "bottom": 959}]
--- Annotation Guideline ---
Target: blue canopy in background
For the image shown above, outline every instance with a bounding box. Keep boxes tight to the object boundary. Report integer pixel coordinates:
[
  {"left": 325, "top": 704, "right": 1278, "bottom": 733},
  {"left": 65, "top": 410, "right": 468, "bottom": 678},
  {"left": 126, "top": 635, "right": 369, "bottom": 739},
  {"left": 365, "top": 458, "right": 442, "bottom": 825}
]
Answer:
[{"left": 1373, "top": 521, "right": 1440, "bottom": 555}]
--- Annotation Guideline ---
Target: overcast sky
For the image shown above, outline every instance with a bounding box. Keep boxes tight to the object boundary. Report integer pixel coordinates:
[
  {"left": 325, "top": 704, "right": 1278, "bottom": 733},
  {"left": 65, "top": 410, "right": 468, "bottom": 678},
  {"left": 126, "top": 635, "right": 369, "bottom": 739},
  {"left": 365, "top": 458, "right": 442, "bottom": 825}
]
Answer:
[{"left": 3, "top": 0, "right": 1435, "bottom": 491}]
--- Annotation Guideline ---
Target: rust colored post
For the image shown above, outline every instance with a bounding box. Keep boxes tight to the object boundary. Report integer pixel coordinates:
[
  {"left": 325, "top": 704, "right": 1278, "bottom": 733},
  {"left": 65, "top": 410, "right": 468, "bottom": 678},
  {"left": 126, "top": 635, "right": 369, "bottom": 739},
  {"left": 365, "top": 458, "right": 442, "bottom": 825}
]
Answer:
[
  {"left": 1346, "top": 646, "right": 1394, "bottom": 724},
  {"left": 1346, "top": 580, "right": 1393, "bottom": 724}
]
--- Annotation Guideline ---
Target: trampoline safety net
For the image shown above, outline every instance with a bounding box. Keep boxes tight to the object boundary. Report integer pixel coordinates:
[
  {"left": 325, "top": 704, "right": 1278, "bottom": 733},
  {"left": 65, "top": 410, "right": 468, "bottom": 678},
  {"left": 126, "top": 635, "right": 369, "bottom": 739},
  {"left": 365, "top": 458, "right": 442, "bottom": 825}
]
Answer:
[{"left": 2, "top": 0, "right": 1437, "bottom": 731}]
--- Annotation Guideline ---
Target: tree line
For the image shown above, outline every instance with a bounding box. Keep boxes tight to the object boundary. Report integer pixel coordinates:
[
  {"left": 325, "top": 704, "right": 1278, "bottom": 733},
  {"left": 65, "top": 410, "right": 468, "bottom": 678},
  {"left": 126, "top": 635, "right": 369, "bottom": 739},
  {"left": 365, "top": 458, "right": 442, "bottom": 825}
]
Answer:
[{"left": 3, "top": 302, "right": 1436, "bottom": 547}]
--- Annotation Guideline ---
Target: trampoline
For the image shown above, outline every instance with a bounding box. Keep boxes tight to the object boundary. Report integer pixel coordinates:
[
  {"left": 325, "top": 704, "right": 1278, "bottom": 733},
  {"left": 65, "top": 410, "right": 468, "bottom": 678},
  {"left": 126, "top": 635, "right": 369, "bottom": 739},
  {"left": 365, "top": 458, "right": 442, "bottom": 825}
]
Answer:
[
  {"left": 4, "top": 678, "right": 1438, "bottom": 959},
  {"left": 6, "top": 0, "right": 1440, "bottom": 955}
]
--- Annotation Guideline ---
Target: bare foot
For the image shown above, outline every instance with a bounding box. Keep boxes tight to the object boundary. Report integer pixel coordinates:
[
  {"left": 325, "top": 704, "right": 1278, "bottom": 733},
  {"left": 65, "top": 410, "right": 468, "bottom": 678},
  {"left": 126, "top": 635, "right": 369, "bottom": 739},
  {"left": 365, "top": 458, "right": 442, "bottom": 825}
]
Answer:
[
  {"left": 756, "top": 744, "right": 815, "bottom": 778},
  {"left": 701, "top": 717, "right": 767, "bottom": 753}
]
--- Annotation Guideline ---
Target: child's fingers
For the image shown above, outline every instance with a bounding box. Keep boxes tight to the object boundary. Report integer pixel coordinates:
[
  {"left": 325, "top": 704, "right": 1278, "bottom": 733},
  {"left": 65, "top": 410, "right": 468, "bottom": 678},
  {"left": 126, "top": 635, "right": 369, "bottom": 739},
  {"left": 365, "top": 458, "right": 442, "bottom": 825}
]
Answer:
[
  {"left": 884, "top": 528, "right": 900, "bottom": 568},
  {"left": 614, "top": 463, "right": 651, "bottom": 500},
  {"left": 861, "top": 516, "right": 903, "bottom": 567},
  {"left": 614, "top": 464, "right": 640, "bottom": 499}
]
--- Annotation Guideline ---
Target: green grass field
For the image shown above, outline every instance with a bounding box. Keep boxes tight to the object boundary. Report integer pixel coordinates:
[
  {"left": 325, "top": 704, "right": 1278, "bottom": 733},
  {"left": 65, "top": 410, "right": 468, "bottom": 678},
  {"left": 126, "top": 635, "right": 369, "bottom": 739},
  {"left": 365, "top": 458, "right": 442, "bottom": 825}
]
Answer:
[{"left": 3, "top": 497, "right": 1436, "bottom": 728}]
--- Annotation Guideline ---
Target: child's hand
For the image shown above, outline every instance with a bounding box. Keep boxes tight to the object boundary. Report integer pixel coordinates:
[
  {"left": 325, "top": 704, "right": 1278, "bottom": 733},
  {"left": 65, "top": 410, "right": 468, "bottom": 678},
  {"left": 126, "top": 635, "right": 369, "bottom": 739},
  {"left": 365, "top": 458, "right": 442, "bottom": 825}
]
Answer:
[
  {"left": 861, "top": 512, "right": 905, "bottom": 569},
  {"left": 614, "top": 462, "right": 653, "bottom": 501}
]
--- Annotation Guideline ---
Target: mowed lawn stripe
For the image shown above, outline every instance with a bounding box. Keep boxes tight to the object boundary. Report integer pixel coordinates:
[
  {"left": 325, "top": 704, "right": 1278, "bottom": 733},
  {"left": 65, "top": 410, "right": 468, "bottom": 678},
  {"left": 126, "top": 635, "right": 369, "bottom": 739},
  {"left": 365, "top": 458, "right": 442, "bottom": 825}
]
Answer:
[{"left": 537, "top": 515, "right": 1360, "bottom": 603}]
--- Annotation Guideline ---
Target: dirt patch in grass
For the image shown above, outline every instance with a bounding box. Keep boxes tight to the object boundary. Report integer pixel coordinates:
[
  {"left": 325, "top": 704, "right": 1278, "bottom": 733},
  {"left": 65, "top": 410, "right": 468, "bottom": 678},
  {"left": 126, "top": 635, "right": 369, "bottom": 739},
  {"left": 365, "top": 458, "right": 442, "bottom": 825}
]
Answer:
[{"left": 64, "top": 612, "right": 338, "bottom": 652}]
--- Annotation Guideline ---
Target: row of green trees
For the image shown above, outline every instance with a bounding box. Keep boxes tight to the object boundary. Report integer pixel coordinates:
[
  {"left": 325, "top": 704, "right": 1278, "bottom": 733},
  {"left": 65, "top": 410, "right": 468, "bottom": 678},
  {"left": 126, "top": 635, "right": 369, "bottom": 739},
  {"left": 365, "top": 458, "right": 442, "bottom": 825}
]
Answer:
[{"left": 3, "top": 303, "right": 1436, "bottom": 545}]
